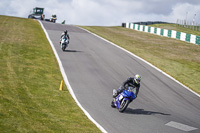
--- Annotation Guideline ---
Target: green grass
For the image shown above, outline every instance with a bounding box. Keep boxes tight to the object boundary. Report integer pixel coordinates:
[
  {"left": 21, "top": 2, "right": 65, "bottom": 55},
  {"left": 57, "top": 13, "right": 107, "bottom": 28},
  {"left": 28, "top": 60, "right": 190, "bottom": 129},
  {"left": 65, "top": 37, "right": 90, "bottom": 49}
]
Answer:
[
  {"left": 149, "top": 23, "right": 200, "bottom": 36},
  {"left": 79, "top": 26, "right": 200, "bottom": 95},
  {"left": 0, "top": 15, "right": 101, "bottom": 133}
]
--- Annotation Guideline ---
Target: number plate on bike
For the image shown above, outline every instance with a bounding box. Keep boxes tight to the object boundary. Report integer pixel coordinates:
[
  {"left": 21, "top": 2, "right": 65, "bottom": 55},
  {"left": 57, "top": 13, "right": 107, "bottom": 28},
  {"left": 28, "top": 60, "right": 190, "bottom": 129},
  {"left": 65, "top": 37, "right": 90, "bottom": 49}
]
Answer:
[{"left": 119, "top": 95, "right": 123, "bottom": 101}]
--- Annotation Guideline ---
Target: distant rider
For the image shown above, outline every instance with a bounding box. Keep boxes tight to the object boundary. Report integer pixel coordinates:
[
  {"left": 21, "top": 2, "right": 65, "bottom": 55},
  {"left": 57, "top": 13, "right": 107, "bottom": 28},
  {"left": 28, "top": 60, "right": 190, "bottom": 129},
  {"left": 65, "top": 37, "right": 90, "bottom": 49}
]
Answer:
[
  {"left": 113, "top": 74, "right": 141, "bottom": 99},
  {"left": 60, "top": 30, "right": 70, "bottom": 44}
]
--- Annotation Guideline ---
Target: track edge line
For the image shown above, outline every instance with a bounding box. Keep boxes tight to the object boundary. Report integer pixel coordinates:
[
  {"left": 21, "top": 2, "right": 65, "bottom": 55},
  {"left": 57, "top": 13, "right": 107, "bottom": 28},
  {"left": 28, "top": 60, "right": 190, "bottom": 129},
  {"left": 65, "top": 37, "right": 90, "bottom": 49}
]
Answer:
[
  {"left": 38, "top": 21, "right": 108, "bottom": 133},
  {"left": 78, "top": 26, "right": 200, "bottom": 98}
]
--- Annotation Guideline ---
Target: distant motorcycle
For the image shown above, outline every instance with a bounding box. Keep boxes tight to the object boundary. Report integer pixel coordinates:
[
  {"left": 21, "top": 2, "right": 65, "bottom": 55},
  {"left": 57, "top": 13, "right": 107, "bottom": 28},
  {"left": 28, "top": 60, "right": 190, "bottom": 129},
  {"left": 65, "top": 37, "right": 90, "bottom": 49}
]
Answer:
[
  {"left": 60, "top": 36, "right": 69, "bottom": 51},
  {"left": 111, "top": 86, "right": 136, "bottom": 112}
]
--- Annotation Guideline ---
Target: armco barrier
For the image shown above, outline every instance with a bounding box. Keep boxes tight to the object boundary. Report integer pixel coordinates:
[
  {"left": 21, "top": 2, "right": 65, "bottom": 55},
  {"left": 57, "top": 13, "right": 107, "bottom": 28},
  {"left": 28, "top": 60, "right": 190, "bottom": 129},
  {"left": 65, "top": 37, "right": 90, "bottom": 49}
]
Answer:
[{"left": 124, "top": 22, "right": 200, "bottom": 45}]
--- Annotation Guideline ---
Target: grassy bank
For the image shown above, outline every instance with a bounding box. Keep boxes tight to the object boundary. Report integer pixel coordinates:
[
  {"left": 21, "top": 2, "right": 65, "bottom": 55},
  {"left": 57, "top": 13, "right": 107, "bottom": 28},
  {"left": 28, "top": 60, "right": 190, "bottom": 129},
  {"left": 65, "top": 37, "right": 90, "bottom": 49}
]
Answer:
[
  {"left": 0, "top": 15, "right": 101, "bottom": 133},
  {"left": 80, "top": 26, "right": 200, "bottom": 94}
]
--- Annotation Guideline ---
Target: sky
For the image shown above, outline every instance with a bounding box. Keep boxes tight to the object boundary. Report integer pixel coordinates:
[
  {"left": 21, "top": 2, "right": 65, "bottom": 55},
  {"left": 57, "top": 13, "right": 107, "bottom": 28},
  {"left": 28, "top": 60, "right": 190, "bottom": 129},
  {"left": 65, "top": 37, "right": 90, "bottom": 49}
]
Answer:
[{"left": 0, "top": 0, "right": 200, "bottom": 26}]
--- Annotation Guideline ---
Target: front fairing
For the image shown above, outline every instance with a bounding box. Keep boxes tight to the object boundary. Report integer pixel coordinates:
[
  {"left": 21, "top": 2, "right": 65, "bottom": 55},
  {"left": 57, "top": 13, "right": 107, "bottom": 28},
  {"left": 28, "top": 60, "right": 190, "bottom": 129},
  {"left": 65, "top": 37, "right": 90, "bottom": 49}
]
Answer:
[
  {"left": 61, "top": 37, "right": 69, "bottom": 45},
  {"left": 123, "top": 90, "right": 136, "bottom": 100},
  {"left": 116, "top": 94, "right": 123, "bottom": 109},
  {"left": 115, "top": 88, "right": 136, "bottom": 109}
]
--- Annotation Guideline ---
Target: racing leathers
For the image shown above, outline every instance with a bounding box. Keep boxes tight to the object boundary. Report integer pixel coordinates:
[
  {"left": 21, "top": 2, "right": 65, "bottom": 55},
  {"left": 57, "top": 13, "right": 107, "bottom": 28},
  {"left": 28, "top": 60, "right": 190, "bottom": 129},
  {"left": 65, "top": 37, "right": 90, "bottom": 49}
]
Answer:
[
  {"left": 60, "top": 32, "right": 70, "bottom": 44},
  {"left": 115, "top": 77, "right": 140, "bottom": 99}
]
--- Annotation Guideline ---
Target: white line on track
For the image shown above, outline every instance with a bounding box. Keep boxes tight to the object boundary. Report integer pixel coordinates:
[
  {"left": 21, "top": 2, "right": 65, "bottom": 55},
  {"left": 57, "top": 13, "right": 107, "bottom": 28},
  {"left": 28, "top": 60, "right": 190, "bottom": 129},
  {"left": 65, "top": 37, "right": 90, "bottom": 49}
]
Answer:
[
  {"left": 166, "top": 121, "right": 198, "bottom": 132},
  {"left": 38, "top": 21, "right": 107, "bottom": 133},
  {"left": 78, "top": 27, "right": 200, "bottom": 98}
]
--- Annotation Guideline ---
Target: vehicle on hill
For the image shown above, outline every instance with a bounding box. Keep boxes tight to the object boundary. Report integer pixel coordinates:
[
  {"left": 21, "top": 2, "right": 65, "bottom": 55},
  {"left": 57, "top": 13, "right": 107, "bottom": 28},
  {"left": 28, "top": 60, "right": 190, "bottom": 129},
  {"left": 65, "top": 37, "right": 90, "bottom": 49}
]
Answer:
[
  {"left": 28, "top": 7, "right": 45, "bottom": 20},
  {"left": 50, "top": 14, "right": 57, "bottom": 23},
  {"left": 28, "top": 7, "right": 57, "bottom": 23}
]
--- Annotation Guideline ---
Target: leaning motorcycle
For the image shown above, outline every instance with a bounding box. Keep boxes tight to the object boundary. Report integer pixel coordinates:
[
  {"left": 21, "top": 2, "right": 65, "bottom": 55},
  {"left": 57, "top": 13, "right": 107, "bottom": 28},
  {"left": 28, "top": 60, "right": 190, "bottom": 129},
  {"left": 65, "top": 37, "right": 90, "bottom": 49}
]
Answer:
[
  {"left": 60, "top": 36, "right": 69, "bottom": 51},
  {"left": 111, "top": 86, "right": 136, "bottom": 112}
]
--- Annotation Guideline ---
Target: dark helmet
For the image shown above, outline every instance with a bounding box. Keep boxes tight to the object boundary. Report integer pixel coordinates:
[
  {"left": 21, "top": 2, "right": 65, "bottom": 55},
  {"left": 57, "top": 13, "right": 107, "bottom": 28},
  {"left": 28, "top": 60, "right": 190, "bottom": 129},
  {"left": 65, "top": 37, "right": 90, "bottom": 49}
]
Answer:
[{"left": 64, "top": 30, "right": 68, "bottom": 34}]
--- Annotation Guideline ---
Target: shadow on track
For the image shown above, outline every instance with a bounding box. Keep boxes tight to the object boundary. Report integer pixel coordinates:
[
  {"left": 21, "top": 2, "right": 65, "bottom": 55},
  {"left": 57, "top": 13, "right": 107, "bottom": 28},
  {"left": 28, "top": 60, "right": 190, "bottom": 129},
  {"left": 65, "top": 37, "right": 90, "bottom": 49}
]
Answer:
[
  {"left": 64, "top": 49, "right": 82, "bottom": 52},
  {"left": 124, "top": 108, "right": 170, "bottom": 116}
]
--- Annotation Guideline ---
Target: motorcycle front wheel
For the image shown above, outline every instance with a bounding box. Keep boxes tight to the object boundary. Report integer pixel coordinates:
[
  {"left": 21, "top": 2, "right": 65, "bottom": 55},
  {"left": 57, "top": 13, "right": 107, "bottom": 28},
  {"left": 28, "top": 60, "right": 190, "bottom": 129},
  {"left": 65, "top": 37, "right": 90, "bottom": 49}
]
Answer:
[
  {"left": 62, "top": 44, "right": 66, "bottom": 51},
  {"left": 111, "top": 99, "right": 116, "bottom": 108},
  {"left": 119, "top": 99, "right": 129, "bottom": 112}
]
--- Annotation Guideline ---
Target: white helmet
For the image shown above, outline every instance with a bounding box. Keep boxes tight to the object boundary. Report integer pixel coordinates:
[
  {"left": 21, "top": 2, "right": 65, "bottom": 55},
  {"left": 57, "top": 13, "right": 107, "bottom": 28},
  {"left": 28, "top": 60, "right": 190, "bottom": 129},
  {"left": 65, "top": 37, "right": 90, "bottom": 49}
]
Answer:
[{"left": 134, "top": 74, "right": 141, "bottom": 84}]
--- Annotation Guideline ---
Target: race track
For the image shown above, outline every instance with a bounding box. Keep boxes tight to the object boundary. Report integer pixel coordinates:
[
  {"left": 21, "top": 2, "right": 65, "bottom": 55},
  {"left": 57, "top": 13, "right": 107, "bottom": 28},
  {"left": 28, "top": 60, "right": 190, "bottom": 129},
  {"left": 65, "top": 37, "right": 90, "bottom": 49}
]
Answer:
[{"left": 41, "top": 21, "right": 200, "bottom": 133}]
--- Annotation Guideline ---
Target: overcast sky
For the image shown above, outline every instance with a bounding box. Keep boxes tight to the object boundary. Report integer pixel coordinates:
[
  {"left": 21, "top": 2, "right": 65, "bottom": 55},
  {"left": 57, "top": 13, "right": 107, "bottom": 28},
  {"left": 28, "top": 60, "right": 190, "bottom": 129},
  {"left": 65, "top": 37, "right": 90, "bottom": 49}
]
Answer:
[{"left": 1, "top": 0, "right": 200, "bottom": 26}]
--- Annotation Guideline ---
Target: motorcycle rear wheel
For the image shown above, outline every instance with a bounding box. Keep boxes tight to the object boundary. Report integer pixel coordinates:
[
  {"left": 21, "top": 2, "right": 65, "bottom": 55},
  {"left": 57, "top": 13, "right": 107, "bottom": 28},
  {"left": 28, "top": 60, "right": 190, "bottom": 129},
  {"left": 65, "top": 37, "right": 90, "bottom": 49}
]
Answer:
[{"left": 119, "top": 99, "right": 129, "bottom": 112}]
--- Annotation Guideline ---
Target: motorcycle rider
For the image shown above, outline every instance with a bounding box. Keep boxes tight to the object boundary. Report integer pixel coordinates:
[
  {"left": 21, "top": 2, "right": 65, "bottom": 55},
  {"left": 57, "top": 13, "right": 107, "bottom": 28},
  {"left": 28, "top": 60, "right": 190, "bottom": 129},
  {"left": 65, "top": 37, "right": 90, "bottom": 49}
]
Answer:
[
  {"left": 113, "top": 74, "right": 141, "bottom": 99},
  {"left": 60, "top": 30, "right": 70, "bottom": 44}
]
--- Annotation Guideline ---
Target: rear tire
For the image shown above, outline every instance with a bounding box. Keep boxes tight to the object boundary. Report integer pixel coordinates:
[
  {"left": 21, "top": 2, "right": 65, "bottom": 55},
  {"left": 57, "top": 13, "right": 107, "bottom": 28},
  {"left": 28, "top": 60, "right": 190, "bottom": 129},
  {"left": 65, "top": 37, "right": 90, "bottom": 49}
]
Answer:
[{"left": 119, "top": 99, "right": 129, "bottom": 112}]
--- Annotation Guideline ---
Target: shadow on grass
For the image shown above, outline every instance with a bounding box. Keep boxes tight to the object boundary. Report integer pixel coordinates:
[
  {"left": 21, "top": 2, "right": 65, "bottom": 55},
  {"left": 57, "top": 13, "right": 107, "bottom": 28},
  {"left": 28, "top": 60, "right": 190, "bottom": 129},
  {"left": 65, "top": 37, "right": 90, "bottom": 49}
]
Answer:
[{"left": 124, "top": 108, "right": 170, "bottom": 116}]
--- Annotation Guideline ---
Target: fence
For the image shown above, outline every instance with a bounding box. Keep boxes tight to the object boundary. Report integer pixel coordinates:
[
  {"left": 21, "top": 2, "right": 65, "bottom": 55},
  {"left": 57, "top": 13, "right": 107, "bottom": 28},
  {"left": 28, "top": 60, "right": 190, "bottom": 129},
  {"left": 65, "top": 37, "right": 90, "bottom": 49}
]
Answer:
[
  {"left": 123, "top": 22, "right": 200, "bottom": 45},
  {"left": 177, "top": 19, "right": 200, "bottom": 31}
]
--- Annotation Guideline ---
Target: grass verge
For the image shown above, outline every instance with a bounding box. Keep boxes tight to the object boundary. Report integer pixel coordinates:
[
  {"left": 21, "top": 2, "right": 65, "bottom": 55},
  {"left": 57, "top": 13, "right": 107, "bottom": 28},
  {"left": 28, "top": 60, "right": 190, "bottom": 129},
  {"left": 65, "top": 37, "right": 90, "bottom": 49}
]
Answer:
[
  {"left": 79, "top": 26, "right": 200, "bottom": 95},
  {"left": 0, "top": 15, "right": 101, "bottom": 133}
]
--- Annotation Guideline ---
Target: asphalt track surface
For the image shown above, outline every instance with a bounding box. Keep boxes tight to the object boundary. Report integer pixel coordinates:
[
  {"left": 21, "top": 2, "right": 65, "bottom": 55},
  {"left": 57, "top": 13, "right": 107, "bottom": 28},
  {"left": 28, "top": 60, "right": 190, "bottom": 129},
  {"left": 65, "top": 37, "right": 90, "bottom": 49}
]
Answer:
[{"left": 41, "top": 21, "right": 200, "bottom": 133}]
